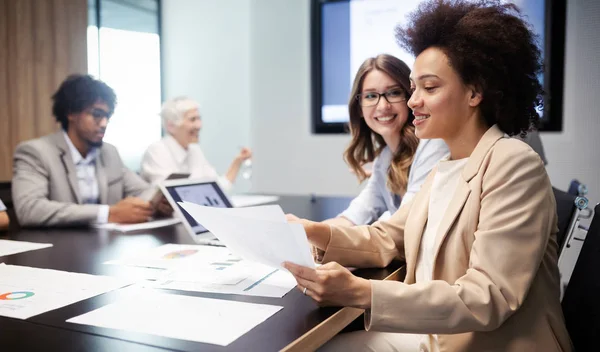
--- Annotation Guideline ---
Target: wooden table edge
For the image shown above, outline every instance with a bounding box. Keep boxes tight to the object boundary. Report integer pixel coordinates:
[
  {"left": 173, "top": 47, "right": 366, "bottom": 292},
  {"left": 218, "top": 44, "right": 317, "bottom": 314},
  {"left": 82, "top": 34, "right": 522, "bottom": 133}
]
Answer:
[{"left": 279, "top": 266, "right": 404, "bottom": 352}]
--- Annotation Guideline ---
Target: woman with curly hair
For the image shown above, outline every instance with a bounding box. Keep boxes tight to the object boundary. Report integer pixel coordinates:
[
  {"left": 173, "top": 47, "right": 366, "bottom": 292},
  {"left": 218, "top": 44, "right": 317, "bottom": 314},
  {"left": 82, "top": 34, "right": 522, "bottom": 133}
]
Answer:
[
  {"left": 322, "top": 54, "right": 448, "bottom": 227},
  {"left": 284, "top": 1, "right": 570, "bottom": 351}
]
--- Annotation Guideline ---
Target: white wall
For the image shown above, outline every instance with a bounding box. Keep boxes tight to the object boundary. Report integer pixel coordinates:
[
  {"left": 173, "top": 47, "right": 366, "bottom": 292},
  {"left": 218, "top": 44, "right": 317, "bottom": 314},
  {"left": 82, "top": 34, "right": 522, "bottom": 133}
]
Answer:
[
  {"left": 542, "top": 0, "right": 600, "bottom": 218},
  {"left": 249, "top": 0, "right": 359, "bottom": 196},
  {"left": 161, "top": 0, "right": 252, "bottom": 193},
  {"left": 163, "top": 0, "right": 600, "bottom": 204}
]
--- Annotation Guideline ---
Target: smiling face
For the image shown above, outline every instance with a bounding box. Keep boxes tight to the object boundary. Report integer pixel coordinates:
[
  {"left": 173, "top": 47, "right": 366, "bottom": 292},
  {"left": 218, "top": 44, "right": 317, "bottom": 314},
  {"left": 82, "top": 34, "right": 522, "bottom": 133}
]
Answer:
[
  {"left": 168, "top": 108, "right": 202, "bottom": 149},
  {"left": 360, "top": 69, "right": 410, "bottom": 150},
  {"left": 408, "top": 47, "right": 482, "bottom": 141}
]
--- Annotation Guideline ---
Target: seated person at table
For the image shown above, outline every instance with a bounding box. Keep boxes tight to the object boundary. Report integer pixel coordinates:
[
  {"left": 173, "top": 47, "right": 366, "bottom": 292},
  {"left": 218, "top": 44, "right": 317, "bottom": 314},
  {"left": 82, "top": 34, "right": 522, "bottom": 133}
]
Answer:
[
  {"left": 304, "top": 54, "right": 448, "bottom": 227},
  {"left": 0, "top": 198, "right": 9, "bottom": 230},
  {"left": 12, "top": 74, "right": 158, "bottom": 227},
  {"left": 140, "top": 96, "right": 252, "bottom": 192},
  {"left": 284, "top": 1, "right": 570, "bottom": 351}
]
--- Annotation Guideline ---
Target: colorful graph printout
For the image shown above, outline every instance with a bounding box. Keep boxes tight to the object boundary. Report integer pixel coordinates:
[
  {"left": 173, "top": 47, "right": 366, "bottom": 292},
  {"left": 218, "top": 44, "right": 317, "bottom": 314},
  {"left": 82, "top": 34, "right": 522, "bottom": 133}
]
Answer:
[{"left": 162, "top": 249, "right": 198, "bottom": 259}]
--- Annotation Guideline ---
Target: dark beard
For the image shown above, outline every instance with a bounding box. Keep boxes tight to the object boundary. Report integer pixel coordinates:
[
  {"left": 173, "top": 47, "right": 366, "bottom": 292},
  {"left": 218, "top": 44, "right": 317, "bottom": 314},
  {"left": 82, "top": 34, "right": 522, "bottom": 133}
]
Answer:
[{"left": 88, "top": 140, "right": 104, "bottom": 148}]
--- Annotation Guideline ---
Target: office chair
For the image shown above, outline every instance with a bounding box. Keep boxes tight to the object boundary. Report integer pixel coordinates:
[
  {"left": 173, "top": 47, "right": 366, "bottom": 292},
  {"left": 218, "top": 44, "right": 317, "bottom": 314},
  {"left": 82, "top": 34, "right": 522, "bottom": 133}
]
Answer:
[
  {"left": 568, "top": 179, "right": 593, "bottom": 221},
  {"left": 562, "top": 204, "right": 600, "bottom": 351},
  {"left": 553, "top": 187, "right": 588, "bottom": 254},
  {"left": 554, "top": 187, "right": 590, "bottom": 301},
  {"left": 568, "top": 179, "right": 588, "bottom": 197}
]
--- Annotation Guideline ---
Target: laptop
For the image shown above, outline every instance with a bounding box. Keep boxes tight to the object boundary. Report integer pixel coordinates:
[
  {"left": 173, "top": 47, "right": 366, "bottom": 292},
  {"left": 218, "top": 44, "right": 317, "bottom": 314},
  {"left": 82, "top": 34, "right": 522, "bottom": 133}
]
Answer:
[{"left": 160, "top": 178, "right": 233, "bottom": 246}]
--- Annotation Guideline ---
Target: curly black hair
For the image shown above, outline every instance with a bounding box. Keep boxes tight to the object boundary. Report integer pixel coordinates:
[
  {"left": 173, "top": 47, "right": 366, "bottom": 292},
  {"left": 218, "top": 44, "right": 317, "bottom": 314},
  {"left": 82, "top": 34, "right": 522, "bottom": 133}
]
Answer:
[
  {"left": 396, "top": 0, "right": 543, "bottom": 136},
  {"left": 52, "top": 74, "right": 117, "bottom": 131}
]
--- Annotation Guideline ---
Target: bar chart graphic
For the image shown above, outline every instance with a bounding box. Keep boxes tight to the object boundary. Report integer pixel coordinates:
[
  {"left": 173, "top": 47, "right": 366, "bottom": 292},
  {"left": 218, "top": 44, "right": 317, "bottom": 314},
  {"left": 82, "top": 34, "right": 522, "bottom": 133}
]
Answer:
[
  {"left": 203, "top": 196, "right": 220, "bottom": 206},
  {"left": 175, "top": 184, "right": 228, "bottom": 209}
]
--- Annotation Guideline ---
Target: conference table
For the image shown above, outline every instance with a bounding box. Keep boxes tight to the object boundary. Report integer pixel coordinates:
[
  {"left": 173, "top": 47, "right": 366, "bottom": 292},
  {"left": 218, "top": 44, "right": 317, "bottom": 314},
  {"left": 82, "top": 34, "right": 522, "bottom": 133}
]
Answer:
[{"left": 0, "top": 195, "right": 404, "bottom": 351}]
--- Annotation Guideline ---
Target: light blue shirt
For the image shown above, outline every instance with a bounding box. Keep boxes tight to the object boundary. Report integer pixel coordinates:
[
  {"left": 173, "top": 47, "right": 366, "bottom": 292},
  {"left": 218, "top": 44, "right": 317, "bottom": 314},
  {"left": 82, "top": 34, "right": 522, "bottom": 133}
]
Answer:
[
  {"left": 340, "top": 139, "right": 450, "bottom": 225},
  {"left": 63, "top": 132, "right": 110, "bottom": 223},
  {"left": 0, "top": 199, "right": 5, "bottom": 212}
]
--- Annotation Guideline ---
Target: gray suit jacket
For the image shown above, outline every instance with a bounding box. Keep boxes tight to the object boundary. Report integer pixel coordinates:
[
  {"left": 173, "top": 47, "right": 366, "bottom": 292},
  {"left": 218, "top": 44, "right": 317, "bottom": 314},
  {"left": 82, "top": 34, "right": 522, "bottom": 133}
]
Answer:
[{"left": 12, "top": 131, "right": 152, "bottom": 227}]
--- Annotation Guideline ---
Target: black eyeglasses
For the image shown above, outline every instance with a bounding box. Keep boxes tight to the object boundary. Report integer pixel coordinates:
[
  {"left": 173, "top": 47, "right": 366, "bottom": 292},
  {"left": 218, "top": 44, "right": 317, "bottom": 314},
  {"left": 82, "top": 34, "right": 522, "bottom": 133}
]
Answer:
[
  {"left": 356, "top": 89, "right": 407, "bottom": 107},
  {"left": 88, "top": 108, "right": 111, "bottom": 121}
]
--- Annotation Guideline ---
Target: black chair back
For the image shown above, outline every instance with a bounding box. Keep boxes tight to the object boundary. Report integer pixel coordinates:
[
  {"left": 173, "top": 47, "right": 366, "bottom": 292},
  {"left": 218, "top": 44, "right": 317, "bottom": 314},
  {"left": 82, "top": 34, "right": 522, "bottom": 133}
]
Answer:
[{"left": 562, "top": 204, "right": 600, "bottom": 350}]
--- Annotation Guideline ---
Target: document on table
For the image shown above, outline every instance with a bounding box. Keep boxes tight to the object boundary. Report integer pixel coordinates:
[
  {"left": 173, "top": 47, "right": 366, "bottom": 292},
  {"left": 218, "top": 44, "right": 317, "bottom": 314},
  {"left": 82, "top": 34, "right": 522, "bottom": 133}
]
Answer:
[
  {"left": 107, "top": 244, "right": 297, "bottom": 297},
  {"left": 67, "top": 291, "right": 283, "bottom": 346},
  {"left": 152, "top": 260, "right": 297, "bottom": 298},
  {"left": 178, "top": 203, "right": 315, "bottom": 270},
  {"left": 93, "top": 218, "right": 181, "bottom": 232},
  {"left": 0, "top": 240, "right": 53, "bottom": 257},
  {"left": 230, "top": 194, "right": 280, "bottom": 208},
  {"left": 105, "top": 244, "right": 232, "bottom": 270},
  {"left": 0, "top": 264, "right": 132, "bottom": 319}
]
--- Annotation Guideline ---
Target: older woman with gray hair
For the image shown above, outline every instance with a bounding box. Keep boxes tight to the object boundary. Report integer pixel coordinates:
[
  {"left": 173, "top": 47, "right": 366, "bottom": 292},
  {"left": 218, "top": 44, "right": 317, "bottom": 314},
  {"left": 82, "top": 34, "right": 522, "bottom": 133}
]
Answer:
[{"left": 140, "top": 96, "right": 251, "bottom": 191}]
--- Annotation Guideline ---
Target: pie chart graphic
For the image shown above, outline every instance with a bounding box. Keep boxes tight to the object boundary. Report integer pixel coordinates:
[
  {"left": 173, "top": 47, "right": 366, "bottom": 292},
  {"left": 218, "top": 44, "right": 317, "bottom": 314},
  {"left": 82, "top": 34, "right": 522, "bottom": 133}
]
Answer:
[
  {"left": 162, "top": 249, "right": 199, "bottom": 259},
  {"left": 0, "top": 291, "right": 35, "bottom": 300}
]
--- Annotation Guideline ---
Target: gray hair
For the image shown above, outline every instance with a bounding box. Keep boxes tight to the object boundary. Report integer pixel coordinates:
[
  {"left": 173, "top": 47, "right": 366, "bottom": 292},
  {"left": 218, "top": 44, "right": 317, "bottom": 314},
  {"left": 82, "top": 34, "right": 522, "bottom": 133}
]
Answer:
[{"left": 160, "top": 96, "right": 199, "bottom": 130}]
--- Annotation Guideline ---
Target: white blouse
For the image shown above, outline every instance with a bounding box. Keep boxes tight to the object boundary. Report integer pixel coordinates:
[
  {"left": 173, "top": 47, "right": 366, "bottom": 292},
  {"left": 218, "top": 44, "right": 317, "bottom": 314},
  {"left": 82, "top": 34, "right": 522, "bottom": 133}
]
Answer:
[
  {"left": 416, "top": 156, "right": 469, "bottom": 351},
  {"left": 140, "top": 135, "right": 232, "bottom": 191},
  {"left": 340, "top": 139, "right": 450, "bottom": 225}
]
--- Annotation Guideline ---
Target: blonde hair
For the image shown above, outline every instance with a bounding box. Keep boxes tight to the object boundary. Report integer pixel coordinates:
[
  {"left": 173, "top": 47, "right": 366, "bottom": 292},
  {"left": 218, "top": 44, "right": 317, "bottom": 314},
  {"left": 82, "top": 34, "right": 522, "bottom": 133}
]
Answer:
[{"left": 344, "top": 54, "right": 419, "bottom": 196}]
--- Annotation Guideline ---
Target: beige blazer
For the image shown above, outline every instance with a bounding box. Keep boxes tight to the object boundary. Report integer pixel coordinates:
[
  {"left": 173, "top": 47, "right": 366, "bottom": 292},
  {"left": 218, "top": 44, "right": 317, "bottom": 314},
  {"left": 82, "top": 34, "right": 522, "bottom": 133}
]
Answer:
[
  {"left": 12, "top": 131, "right": 152, "bottom": 227},
  {"left": 322, "top": 126, "right": 571, "bottom": 351}
]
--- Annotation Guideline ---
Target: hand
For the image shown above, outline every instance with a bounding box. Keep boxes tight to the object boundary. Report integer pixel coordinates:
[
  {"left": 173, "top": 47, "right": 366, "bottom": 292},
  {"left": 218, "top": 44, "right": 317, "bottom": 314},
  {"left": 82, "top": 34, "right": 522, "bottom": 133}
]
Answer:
[
  {"left": 236, "top": 147, "right": 252, "bottom": 162},
  {"left": 286, "top": 213, "right": 325, "bottom": 262},
  {"left": 108, "top": 197, "right": 153, "bottom": 224},
  {"left": 283, "top": 261, "right": 372, "bottom": 308},
  {"left": 0, "top": 211, "right": 9, "bottom": 230},
  {"left": 153, "top": 195, "right": 173, "bottom": 218},
  {"left": 285, "top": 213, "right": 301, "bottom": 222},
  {"left": 285, "top": 216, "right": 331, "bottom": 250}
]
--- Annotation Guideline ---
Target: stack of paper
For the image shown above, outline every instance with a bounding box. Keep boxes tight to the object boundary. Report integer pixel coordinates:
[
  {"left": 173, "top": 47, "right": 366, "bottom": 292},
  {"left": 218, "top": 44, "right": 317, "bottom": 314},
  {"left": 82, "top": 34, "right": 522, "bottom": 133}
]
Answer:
[
  {"left": 153, "top": 259, "right": 297, "bottom": 298},
  {"left": 105, "top": 243, "right": 231, "bottom": 270},
  {"left": 67, "top": 291, "right": 283, "bottom": 346},
  {"left": 0, "top": 240, "right": 53, "bottom": 257},
  {"left": 0, "top": 264, "right": 132, "bottom": 319},
  {"left": 106, "top": 244, "right": 297, "bottom": 297},
  {"left": 178, "top": 203, "right": 315, "bottom": 270},
  {"left": 230, "top": 194, "right": 280, "bottom": 208},
  {"left": 94, "top": 218, "right": 181, "bottom": 232}
]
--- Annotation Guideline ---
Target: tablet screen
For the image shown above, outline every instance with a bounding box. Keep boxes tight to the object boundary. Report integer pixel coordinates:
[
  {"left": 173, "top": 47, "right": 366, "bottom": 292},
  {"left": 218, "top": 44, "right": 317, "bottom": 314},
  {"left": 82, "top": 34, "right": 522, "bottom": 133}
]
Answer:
[{"left": 165, "top": 182, "right": 232, "bottom": 234}]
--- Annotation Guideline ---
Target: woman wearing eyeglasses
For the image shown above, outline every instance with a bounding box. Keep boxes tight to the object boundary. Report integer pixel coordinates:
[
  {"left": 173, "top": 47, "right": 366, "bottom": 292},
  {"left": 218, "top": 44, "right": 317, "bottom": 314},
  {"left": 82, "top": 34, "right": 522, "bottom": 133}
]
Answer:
[
  {"left": 319, "top": 54, "right": 448, "bottom": 228},
  {"left": 284, "top": 0, "right": 570, "bottom": 351}
]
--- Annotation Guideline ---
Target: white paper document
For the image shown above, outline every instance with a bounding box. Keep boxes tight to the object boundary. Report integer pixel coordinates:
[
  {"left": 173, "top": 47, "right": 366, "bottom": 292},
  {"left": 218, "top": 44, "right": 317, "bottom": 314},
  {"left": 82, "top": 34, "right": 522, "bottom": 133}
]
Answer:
[
  {"left": 154, "top": 260, "right": 297, "bottom": 298},
  {"left": 94, "top": 218, "right": 181, "bottom": 232},
  {"left": 231, "top": 194, "right": 280, "bottom": 208},
  {"left": 67, "top": 291, "right": 283, "bottom": 346},
  {"left": 107, "top": 244, "right": 297, "bottom": 297},
  {"left": 105, "top": 244, "right": 232, "bottom": 270},
  {"left": 0, "top": 264, "right": 132, "bottom": 319},
  {"left": 178, "top": 203, "right": 315, "bottom": 270},
  {"left": 0, "top": 240, "right": 53, "bottom": 257}
]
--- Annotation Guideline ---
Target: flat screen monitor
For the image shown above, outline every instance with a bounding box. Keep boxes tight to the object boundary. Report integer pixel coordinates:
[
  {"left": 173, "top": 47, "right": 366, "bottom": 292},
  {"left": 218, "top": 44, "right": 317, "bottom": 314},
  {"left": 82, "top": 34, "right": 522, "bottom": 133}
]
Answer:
[{"left": 311, "top": 0, "right": 566, "bottom": 133}]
